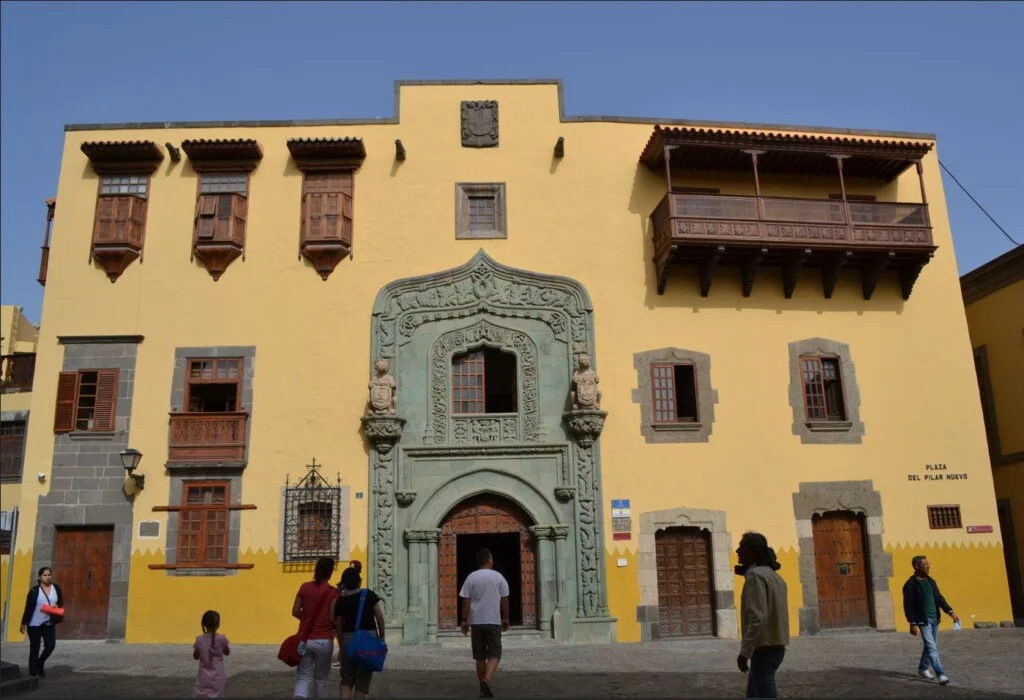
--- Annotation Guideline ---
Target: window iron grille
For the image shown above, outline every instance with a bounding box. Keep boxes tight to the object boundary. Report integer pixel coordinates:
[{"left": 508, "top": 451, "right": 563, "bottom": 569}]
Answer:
[{"left": 283, "top": 458, "right": 342, "bottom": 562}]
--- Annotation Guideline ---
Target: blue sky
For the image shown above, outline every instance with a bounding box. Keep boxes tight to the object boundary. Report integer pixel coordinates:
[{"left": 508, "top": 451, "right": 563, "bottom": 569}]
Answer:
[{"left": 2, "top": 1, "right": 1021, "bottom": 323}]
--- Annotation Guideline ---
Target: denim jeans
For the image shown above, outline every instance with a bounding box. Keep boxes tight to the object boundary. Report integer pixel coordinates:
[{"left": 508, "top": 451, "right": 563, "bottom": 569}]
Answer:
[
  {"left": 917, "top": 618, "right": 945, "bottom": 676},
  {"left": 746, "top": 647, "right": 786, "bottom": 698}
]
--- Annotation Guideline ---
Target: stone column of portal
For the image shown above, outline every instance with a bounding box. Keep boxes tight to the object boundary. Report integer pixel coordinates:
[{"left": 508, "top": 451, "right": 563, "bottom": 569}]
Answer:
[
  {"left": 551, "top": 525, "right": 570, "bottom": 611},
  {"left": 404, "top": 532, "right": 422, "bottom": 615},
  {"left": 530, "top": 526, "right": 554, "bottom": 633},
  {"left": 425, "top": 530, "right": 440, "bottom": 643},
  {"left": 360, "top": 414, "right": 406, "bottom": 622}
]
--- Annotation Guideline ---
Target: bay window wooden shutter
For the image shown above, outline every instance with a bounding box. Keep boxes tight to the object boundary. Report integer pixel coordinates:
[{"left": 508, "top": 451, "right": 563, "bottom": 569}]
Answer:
[
  {"left": 231, "top": 193, "right": 247, "bottom": 242},
  {"left": 128, "top": 196, "right": 147, "bottom": 243},
  {"left": 195, "top": 195, "right": 218, "bottom": 239},
  {"left": 301, "top": 171, "right": 353, "bottom": 245},
  {"left": 53, "top": 372, "right": 79, "bottom": 433},
  {"left": 92, "top": 369, "right": 120, "bottom": 432},
  {"left": 93, "top": 197, "right": 116, "bottom": 243}
]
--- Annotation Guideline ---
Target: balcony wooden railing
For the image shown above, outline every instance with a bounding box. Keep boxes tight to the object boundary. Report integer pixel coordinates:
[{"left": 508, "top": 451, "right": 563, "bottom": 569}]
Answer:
[
  {"left": 1, "top": 354, "right": 36, "bottom": 392},
  {"left": 652, "top": 193, "right": 935, "bottom": 299},
  {"left": 168, "top": 411, "right": 248, "bottom": 464}
]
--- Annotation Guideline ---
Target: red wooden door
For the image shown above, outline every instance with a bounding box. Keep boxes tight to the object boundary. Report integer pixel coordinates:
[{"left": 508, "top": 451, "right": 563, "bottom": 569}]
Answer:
[
  {"left": 53, "top": 527, "right": 114, "bottom": 639},
  {"left": 812, "top": 512, "right": 872, "bottom": 628},
  {"left": 437, "top": 496, "right": 537, "bottom": 629},
  {"left": 655, "top": 527, "right": 715, "bottom": 637}
]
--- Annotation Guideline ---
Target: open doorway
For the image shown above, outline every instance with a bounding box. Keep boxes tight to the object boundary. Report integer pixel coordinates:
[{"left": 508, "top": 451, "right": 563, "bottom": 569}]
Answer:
[{"left": 456, "top": 532, "right": 522, "bottom": 626}]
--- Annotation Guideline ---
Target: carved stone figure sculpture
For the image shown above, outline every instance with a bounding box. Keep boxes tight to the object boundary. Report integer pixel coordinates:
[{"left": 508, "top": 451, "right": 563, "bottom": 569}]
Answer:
[
  {"left": 571, "top": 353, "right": 601, "bottom": 410},
  {"left": 367, "top": 358, "right": 397, "bottom": 415}
]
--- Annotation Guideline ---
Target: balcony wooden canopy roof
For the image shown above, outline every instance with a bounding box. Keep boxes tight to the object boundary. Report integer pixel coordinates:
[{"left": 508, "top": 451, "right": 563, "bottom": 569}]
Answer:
[
  {"left": 181, "top": 139, "right": 263, "bottom": 170},
  {"left": 80, "top": 140, "right": 164, "bottom": 174},
  {"left": 287, "top": 137, "right": 366, "bottom": 169},
  {"left": 640, "top": 126, "right": 933, "bottom": 181}
]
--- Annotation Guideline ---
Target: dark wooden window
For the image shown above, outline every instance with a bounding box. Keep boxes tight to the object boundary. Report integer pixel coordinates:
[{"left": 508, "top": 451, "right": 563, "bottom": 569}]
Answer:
[
  {"left": 186, "top": 359, "right": 241, "bottom": 413},
  {"left": 92, "top": 175, "right": 148, "bottom": 248},
  {"left": 0, "top": 528, "right": 10, "bottom": 555},
  {"left": 194, "top": 174, "right": 248, "bottom": 243},
  {"left": 928, "top": 505, "right": 962, "bottom": 530},
  {"left": 301, "top": 171, "right": 353, "bottom": 245},
  {"left": 1, "top": 420, "right": 27, "bottom": 482},
  {"left": 651, "top": 364, "right": 699, "bottom": 423},
  {"left": 800, "top": 356, "right": 846, "bottom": 421},
  {"left": 177, "top": 481, "right": 230, "bottom": 566},
  {"left": 452, "top": 348, "right": 517, "bottom": 414},
  {"left": 53, "top": 369, "right": 119, "bottom": 433},
  {"left": 297, "top": 501, "right": 333, "bottom": 552},
  {"left": 456, "top": 183, "right": 507, "bottom": 239}
]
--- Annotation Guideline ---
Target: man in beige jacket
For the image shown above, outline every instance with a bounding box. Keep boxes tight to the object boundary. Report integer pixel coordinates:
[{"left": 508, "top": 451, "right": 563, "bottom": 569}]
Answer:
[{"left": 736, "top": 532, "right": 790, "bottom": 698}]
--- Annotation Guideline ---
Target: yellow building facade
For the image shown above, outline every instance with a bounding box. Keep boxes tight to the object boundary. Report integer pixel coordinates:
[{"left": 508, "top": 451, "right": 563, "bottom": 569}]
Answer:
[
  {"left": 1, "top": 304, "right": 38, "bottom": 636},
  {"left": 4, "top": 80, "right": 1013, "bottom": 645},
  {"left": 961, "top": 245, "right": 1024, "bottom": 624}
]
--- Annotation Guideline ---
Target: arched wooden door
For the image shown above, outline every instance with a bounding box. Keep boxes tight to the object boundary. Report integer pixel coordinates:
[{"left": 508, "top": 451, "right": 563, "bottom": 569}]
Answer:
[
  {"left": 438, "top": 495, "right": 537, "bottom": 629},
  {"left": 812, "top": 511, "right": 873, "bottom": 628}
]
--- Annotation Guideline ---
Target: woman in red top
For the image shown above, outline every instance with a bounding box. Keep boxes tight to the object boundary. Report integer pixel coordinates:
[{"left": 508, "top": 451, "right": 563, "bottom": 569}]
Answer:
[{"left": 291, "top": 557, "right": 338, "bottom": 698}]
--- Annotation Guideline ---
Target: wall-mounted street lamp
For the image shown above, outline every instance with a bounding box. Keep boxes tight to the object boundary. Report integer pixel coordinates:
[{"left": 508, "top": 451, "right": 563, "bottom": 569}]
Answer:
[{"left": 120, "top": 448, "right": 145, "bottom": 490}]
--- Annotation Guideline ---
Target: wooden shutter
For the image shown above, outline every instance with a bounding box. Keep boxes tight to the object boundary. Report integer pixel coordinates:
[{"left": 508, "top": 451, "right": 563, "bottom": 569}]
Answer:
[
  {"left": 93, "top": 197, "right": 116, "bottom": 243},
  {"left": 800, "top": 357, "right": 827, "bottom": 420},
  {"left": 195, "top": 195, "right": 218, "bottom": 240},
  {"left": 128, "top": 195, "right": 147, "bottom": 245},
  {"left": 92, "top": 369, "right": 120, "bottom": 432},
  {"left": 231, "top": 193, "right": 247, "bottom": 243},
  {"left": 54, "top": 372, "right": 79, "bottom": 433}
]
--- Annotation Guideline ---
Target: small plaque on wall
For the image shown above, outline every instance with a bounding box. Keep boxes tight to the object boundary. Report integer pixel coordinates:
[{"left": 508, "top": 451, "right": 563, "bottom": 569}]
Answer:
[
  {"left": 613, "top": 532, "right": 631, "bottom": 541},
  {"left": 966, "top": 525, "right": 993, "bottom": 534}
]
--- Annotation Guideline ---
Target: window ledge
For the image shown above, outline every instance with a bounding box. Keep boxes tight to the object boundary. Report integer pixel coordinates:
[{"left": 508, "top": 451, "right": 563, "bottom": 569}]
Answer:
[
  {"left": 164, "top": 460, "right": 247, "bottom": 472},
  {"left": 148, "top": 563, "right": 253, "bottom": 571},
  {"left": 66, "top": 430, "right": 119, "bottom": 441},
  {"left": 805, "top": 421, "right": 853, "bottom": 433},
  {"left": 651, "top": 422, "right": 703, "bottom": 432},
  {"left": 456, "top": 229, "right": 507, "bottom": 240}
]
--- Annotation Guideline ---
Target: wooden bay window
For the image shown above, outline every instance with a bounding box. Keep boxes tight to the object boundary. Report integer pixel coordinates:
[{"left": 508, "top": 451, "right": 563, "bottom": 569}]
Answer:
[{"left": 168, "top": 358, "right": 247, "bottom": 464}]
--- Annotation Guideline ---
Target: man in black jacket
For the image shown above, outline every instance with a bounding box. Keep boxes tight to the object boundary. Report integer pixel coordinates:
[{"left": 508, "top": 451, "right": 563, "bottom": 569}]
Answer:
[{"left": 901, "top": 556, "right": 959, "bottom": 685}]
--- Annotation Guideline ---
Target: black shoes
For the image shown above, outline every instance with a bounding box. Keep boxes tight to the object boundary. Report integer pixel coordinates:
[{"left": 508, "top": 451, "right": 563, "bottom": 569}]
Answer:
[{"left": 479, "top": 680, "right": 494, "bottom": 698}]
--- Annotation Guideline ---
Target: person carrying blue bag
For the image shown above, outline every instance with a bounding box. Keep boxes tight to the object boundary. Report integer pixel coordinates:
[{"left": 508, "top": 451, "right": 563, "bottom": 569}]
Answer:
[{"left": 333, "top": 566, "right": 387, "bottom": 698}]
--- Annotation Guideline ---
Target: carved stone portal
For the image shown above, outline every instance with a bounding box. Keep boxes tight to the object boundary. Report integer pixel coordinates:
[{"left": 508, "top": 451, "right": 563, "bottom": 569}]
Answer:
[
  {"left": 461, "top": 101, "right": 499, "bottom": 148},
  {"left": 367, "top": 358, "right": 397, "bottom": 416},
  {"left": 571, "top": 353, "right": 601, "bottom": 410}
]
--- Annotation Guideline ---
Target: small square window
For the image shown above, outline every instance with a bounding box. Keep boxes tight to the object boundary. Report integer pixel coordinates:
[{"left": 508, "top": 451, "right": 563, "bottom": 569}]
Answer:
[
  {"left": 927, "top": 505, "right": 962, "bottom": 530},
  {"left": 456, "top": 183, "right": 506, "bottom": 239}
]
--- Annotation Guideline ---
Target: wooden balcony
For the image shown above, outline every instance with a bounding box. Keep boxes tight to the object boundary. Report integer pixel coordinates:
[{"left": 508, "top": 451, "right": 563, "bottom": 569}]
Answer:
[
  {"left": 168, "top": 411, "right": 248, "bottom": 464},
  {"left": 1, "top": 353, "right": 36, "bottom": 392},
  {"left": 652, "top": 193, "right": 934, "bottom": 299}
]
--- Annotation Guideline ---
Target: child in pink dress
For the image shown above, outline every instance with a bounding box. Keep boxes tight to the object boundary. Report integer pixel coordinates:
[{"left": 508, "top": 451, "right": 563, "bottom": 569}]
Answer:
[{"left": 193, "top": 610, "right": 230, "bottom": 698}]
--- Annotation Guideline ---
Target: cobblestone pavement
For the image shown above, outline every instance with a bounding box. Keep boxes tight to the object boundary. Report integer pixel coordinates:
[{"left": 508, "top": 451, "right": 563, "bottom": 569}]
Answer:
[{"left": 5, "top": 628, "right": 1022, "bottom": 697}]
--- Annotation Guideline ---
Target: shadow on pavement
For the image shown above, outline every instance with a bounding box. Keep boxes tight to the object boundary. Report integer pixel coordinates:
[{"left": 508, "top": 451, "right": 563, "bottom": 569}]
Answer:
[{"left": 27, "top": 667, "right": 1015, "bottom": 698}]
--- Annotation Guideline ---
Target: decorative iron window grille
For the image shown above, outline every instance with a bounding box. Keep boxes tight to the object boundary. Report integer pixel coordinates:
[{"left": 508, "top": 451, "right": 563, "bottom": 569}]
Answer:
[{"left": 283, "top": 458, "right": 342, "bottom": 562}]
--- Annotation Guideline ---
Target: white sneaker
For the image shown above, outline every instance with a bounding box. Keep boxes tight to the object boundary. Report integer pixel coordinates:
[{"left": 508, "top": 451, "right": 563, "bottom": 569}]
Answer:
[
  {"left": 918, "top": 669, "right": 935, "bottom": 680},
  {"left": 938, "top": 675, "right": 950, "bottom": 685}
]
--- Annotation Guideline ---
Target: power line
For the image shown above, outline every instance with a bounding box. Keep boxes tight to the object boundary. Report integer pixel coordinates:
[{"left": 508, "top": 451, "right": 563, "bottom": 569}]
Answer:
[{"left": 938, "top": 160, "right": 1020, "bottom": 247}]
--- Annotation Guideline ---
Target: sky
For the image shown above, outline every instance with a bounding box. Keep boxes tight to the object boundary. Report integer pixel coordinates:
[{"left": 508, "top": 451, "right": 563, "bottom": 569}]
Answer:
[{"left": 2, "top": 1, "right": 1021, "bottom": 324}]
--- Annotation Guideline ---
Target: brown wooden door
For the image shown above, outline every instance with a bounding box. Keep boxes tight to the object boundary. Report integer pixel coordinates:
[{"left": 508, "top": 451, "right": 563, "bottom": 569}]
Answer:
[
  {"left": 812, "top": 512, "right": 872, "bottom": 628},
  {"left": 655, "top": 527, "right": 715, "bottom": 637},
  {"left": 437, "top": 495, "right": 537, "bottom": 629},
  {"left": 53, "top": 527, "right": 114, "bottom": 639}
]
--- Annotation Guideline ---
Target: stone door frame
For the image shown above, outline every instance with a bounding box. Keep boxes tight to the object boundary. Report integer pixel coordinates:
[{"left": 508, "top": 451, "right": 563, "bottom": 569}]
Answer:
[
  {"left": 793, "top": 480, "right": 895, "bottom": 634},
  {"left": 636, "top": 507, "right": 737, "bottom": 640}
]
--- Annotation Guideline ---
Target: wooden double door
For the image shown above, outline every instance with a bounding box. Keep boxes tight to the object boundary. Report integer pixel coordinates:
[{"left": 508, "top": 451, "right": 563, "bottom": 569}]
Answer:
[
  {"left": 53, "top": 527, "right": 115, "bottom": 639},
  {"left": 438, "top": 495, "right": 537, "bottom": 629},
  {"left": 812, "top": 512, "right": 873, "bottom": 628},
  {"left": 656, "top": 527, "right": 715, "bottom": 637}
]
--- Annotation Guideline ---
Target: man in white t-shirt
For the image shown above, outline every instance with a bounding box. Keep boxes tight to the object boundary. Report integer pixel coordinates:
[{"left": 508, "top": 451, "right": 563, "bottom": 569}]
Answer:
[{"left": 459, "top": 548, "right": 509, "bottom": 698}]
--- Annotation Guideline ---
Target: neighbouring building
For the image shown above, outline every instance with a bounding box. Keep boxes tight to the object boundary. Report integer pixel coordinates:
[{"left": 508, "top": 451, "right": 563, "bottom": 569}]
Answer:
[
  {"left": 961, "top": 245, "right": 1024, "bottom": 625},
  {"left": 1, "top": 304, "right": 39, "bottom": 636},
  {"left": 3, "top": 80, "right": 1013, "bottom": 645}
]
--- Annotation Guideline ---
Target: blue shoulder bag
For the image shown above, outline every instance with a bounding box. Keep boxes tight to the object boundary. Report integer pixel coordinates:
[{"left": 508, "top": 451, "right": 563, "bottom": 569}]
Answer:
[{"left": 346, "top": 589, "right": 388, "bottom": 672}]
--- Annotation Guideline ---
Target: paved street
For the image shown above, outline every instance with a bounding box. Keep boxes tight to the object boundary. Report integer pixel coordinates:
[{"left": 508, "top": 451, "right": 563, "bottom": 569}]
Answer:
[{"left": 4, "top": 628, "right": 1022, "bottom": 697}]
